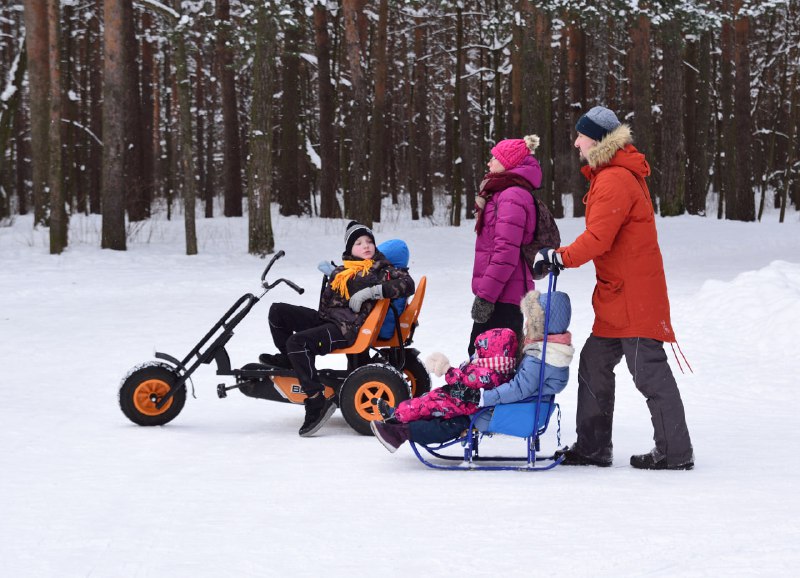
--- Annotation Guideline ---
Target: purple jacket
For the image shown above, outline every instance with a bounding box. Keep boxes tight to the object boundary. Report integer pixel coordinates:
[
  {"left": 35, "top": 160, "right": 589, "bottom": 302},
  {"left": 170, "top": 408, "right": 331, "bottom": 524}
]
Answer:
[{"left": 471, "top": 156, "right": 540, "bottom": 306}]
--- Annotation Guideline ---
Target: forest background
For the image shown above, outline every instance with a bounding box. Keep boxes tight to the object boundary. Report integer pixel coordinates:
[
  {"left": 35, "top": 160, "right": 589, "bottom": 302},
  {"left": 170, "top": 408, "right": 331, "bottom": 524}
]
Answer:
[{"left": 1, "top": 0, "right": 798, "bottom": 256}]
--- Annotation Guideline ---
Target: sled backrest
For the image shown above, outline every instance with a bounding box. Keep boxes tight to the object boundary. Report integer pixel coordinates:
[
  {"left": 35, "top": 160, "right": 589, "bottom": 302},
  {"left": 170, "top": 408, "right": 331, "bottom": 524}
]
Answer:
[
  {"left": 374, "top": 276, "right": 427, "bottom": 348},
  {"left": 330, "top": 299, "right": 390, "bottom": 355},
  {"left": 485, "top": 395, "right": 556, "bottom": 438}
]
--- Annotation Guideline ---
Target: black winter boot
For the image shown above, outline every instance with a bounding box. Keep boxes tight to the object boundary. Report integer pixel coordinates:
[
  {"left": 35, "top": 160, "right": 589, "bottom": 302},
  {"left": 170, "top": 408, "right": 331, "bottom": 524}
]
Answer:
[
  {"left": 630, "top": 448, "right": 694, "bottom": 470},
  {"left": 371, "top": 398, "right": 398, "bottom": 423},
  {"left": 299, "top": 393, "right": 336, "bottom": 437},
  {"left": 554, "top": 444, "right": 612, "bottom": 467},
  {"left": 258, "top": 352, "right": 291, "bottom": 368}
]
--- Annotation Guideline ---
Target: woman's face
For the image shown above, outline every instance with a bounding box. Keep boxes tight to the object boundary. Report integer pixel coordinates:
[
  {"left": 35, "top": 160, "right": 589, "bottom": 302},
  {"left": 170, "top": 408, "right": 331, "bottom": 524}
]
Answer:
[
  {"left": 350, "top": 235, "right": 376, "bottom": 259},
  {"left": 487, "top": 156, "right": 505, "bottom": 173},
  {"left": 574, "top": 132, "right": 597, "bottom": 161}
]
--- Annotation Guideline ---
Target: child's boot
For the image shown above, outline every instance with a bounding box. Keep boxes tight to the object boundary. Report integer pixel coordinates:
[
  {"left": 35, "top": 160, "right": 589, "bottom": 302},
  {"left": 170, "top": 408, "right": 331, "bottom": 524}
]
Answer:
[
  {"left": 371, "top": 397, "right": 399, "bottom": 423},
  {"left": 369, "top": 420, "right": 410, "bottom": 453},
  {"left": 299, "top": 393, "right": 336, "bottom": 437}
]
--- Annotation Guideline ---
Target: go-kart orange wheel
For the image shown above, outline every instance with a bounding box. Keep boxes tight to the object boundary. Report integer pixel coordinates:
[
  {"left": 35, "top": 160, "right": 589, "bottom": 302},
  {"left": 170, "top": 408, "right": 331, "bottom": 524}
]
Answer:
[
  {"left": 119, "top": 363, "right": 186, "bottom": 426},
  {"left": 339, "top": 364, "right": 410, "bottom": 435},
  {"left": 402, "top": 353, "right": 431, "bottom": 397}
]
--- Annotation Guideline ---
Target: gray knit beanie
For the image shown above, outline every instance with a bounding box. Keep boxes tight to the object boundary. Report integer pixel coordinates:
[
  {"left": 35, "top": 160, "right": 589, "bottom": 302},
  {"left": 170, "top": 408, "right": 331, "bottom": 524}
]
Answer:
[{"left": 575, "top": 106, "right": 621, "bottom": 142}]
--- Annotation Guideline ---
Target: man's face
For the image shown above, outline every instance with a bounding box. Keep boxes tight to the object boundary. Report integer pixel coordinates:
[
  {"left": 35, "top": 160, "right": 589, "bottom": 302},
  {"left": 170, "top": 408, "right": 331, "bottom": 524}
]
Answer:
[{"left": 574, "top": 132, "right": 596, "bottom": 162}]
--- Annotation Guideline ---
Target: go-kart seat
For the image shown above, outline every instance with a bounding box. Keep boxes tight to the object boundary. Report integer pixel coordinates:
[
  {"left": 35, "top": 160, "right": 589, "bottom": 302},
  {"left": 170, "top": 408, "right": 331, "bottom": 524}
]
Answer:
[
  {"left": 330, "top": 299, "right": 390, "bottom": 355},
  {"left": 374, "top": 276, "right": 426, "bottom": 348}
]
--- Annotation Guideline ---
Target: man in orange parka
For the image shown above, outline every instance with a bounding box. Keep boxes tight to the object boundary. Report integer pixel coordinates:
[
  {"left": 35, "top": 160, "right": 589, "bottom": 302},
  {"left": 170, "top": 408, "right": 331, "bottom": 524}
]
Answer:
[{"left": 534, "top": 106, "right": 694, "bottom": 470}]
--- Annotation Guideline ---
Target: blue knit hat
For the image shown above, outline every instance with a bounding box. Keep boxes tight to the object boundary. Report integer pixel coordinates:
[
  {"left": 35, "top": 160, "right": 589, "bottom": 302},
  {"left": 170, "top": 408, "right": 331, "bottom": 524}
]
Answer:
[{"left": 575, "top": 106, "right": 621, "bottom": 142}]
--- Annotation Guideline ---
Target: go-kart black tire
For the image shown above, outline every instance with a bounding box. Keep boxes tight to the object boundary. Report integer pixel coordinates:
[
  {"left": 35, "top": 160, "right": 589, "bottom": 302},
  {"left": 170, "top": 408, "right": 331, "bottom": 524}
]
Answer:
[
  {"left": 339, "top": 364, "right": 410, "bottom": 436},
  {"left": 119, "top": 363, "right": 186, "bottom": 426},
  {"left": 403, "top": 353, "right": 431, "bottom": 398}
]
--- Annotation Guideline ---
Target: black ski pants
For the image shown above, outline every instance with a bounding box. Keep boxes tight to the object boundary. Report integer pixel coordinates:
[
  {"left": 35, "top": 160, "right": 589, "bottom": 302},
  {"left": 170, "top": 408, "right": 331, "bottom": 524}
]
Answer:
[
  {"left": 575, "top": 334, "right": 693, "bottom": 465},
  {"left": 268, "top": 303, "right": 352, "bottom": 397}
]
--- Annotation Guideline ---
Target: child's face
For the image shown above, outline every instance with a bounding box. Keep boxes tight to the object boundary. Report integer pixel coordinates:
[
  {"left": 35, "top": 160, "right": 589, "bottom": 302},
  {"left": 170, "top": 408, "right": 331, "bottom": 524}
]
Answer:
[
  {"left": 350, "top": 235, "right": 376, "bottom": 259},
  {"left": 487, "top": 156, "right": 505, "bottom": 173}
]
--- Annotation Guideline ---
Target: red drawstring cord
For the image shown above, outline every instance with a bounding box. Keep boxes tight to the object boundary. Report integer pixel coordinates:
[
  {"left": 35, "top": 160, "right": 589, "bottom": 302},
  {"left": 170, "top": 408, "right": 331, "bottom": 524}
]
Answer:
[{"left": 670, "top": 340, "right": 694, "bottom": 374}]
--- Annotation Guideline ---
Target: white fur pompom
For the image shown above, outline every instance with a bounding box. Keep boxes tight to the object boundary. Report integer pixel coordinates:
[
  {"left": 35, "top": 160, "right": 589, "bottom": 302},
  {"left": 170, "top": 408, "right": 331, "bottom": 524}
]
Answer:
[
  {"left": 424, "top": 352, "right": 451, "bottom": 377},
  {"left": 524, "top": 134, "right": 540, "bottom": 153}
]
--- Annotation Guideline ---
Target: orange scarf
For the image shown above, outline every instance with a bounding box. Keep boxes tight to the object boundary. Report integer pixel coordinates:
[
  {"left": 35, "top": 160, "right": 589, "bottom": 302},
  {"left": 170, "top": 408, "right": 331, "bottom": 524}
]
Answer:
[{"left": 331, "top": 259, "right": 374, "bottom": 299}]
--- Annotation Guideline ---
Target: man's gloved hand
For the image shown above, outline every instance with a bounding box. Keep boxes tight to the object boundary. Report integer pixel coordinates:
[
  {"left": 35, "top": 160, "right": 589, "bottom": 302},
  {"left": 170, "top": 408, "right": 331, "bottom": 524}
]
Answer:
[
  {"left": 449, "top": 385, "right": 483, "bottom": 405},
  {"left": 532, "top": 248, "right": 564, "bottom": 278},
  {"left": 317, "top": 260, "right": 336, "bottom": 277},
  {"left": 349, "top": 284, "right": 383, "bottom": 312},
  {"left": 471, "top": 296, "right": 495, "bottom": 324}
]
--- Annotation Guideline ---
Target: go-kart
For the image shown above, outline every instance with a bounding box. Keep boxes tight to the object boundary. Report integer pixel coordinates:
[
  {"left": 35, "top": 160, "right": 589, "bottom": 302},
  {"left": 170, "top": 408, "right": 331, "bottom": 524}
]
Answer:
[{"left": 118, "top": 250, "right": 430, "bottom": 435}]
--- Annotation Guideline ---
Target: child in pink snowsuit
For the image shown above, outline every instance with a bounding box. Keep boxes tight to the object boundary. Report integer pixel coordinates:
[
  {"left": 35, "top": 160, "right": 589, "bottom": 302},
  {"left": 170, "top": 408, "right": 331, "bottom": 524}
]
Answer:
[{"left": 379, "top": 328, "right": 517, "bottom": 423}]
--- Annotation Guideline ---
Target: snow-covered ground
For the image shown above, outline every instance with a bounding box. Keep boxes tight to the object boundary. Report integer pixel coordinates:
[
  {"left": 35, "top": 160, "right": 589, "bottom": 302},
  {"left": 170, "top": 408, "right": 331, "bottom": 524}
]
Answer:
[{"left": 2, "top": 201, "right": 799, "bottom": 577}]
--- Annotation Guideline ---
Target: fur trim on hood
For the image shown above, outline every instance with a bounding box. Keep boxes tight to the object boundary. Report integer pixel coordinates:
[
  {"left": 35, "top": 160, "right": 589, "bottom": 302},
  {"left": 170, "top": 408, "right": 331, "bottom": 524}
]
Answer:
[
  {"left": 586, "top": 124, "right": 633, "bottom": 168},
  {"left": 521, "top": 340, "right": 574, "bottom": 368}
]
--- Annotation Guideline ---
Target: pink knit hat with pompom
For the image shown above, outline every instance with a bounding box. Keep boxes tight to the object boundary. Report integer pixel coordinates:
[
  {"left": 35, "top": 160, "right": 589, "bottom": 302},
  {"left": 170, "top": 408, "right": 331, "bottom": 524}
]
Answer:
[{"left": 491, "top": 139, "right": 530, "bottom": 170}]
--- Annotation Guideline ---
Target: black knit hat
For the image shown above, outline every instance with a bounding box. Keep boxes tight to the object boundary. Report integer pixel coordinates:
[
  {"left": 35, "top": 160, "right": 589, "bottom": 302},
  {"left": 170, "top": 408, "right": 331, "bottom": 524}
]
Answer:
[
  {"left": 575, "top": 106, "right": 621, "bottom": 142},
  {"left": 344, "top": 220, "right": 375, "bottom": 255}
]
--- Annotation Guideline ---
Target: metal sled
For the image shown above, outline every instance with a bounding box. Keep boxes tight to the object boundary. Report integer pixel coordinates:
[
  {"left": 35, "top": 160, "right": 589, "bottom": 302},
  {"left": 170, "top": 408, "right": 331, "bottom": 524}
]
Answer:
[{"left": 409, "top": 270, "right": 565, "bottom": 471}]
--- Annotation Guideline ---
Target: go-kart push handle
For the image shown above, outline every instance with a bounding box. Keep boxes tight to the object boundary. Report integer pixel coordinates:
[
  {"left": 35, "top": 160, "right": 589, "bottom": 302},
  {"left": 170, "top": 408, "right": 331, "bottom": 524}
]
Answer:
[
  {"left": 281, "top": 279, "right": 304, "bottom": 294},
  {"left": 261, "top": 250, "right": 286, "bottom": 283},
  {"left": 259, "top": 250, "right": 305, "bottom": 295}
]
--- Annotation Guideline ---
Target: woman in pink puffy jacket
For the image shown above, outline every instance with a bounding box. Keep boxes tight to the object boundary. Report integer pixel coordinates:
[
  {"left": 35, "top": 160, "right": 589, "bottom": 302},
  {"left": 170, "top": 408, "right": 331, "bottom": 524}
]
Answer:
[{"left": 469, "top": 135, "right": 542, "bottom": 355}]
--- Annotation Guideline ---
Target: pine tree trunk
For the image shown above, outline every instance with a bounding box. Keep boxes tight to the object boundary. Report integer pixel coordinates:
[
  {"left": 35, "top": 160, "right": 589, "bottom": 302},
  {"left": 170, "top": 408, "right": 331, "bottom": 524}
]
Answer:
[
  {"left": 413, "top": 16, "right": 432, "bottom": 219},
  {"left": 368, "top": 0, "right": 389, "bottom": 223},
  {"left": 730, "top": 6, "right": 755, "bottom": 221},
  {"left": 248, "top": 5, "right": 275, "bottom": 255},
  {"left": 719, "top": 0, "right": 735, "bottom": 220},
  {"left": 278, "top": 0, "right": 302, "bottom": 216},
  {"left": 313, "top": 4, "right": 340, "bottom": 218},
  {"left": 123, "top": 0, "right": 145, "bottom": 222},
  {"left": 173, "top": 30, "right": 197, "bottom": 255},
  {"left": 48, "top": 0, "right": 66, "bottom": 253},
  {"left": 553, "top": 19, "right": 572, "bottom": 215},
  {"left": 23, "top": 0, "right": 50, "bottom": 227},
  {"left": 531, "top": 7, "right": 559, "bottom": 216},
  {"left": 140, "top": 11, "right": 155, "bottom": 220},
  {"left": 658, "top": 18, "right": 685, "bottom": 216},
  {"left": 0, "top": 33, "right": 26, "bottom": 220},
  {"left": 567, "top": 18, "right": 586, "bottom": 216},
  {"left": 216, "top": 0, "right": 242, "bottom": 217},
  {"left": 684, "top": 32, "right": 711, "bottom": 216},
  {"left": 449, "top": 8, "right": 465, "bottom": 226},
  {"left": 629, "top": 10, "right": 654, "bottom": 206},
  {"left": 342, "top": 0, "right": 371, "bottom": 224},
  {"left": 88, "top": 0, "right": 102, "bottom": 215},
  {"left": 101, "top": 0, "right": 126, "bottom": 250}
]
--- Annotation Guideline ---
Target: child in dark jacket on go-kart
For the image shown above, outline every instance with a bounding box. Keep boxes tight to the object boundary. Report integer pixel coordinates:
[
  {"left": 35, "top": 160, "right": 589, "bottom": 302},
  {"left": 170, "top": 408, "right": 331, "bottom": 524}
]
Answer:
[{"left": 260, "top": 221, "right": 415, "bottom": 437}]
